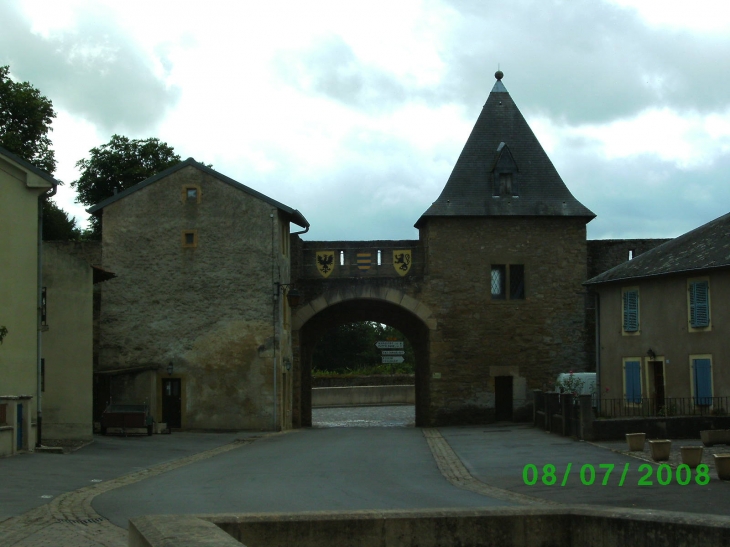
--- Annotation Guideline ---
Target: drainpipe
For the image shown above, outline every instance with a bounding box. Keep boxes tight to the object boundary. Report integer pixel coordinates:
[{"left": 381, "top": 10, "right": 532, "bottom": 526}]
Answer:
[
  {"left": 270, "top": 211, "right": 278, "bottom": 431},
  {"left": 37, "top": 181, "right": 57, "bottom": 448},
  {"left": 594, "top": 292, "right": 601, "bottom": 411}
]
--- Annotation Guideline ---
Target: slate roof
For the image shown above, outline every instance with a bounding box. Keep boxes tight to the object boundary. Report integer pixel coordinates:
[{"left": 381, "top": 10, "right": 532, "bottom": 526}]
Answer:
[
  {"left": 415, "top": 74, "right": 594, "bottom": 228},
  {"left": 0, "top": 144, "right": 59, "bottom": 186},
  {"left": 585, "top": 212, "right": 730, "bottom": 285},
  {"left": 87, "top": 157, "right": 309, "bottom": 229}
]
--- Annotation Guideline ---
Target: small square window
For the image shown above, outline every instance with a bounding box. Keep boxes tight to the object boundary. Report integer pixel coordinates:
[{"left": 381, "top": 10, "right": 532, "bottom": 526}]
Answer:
[
  {"left": 182, "top": 185, "right": 201, "bottom": 203},
  {"left": 182, "top": 230, "right": 198, "bottom": 248}
]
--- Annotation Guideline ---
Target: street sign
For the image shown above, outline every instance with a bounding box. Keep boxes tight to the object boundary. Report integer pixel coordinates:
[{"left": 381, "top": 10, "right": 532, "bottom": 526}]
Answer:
[
  {"left": 375, "top": 340, "right": 404, "bottom": 349},
  {"left": 381, "top": 356, "right": 405, "bottom": 364},
  {"left": 381, "top": 350, "right": 405, "bottom": 356}
]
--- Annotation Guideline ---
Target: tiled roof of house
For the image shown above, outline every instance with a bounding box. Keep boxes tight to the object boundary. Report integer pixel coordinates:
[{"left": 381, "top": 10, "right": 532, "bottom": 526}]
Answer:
[
  {"left": 88, "top": 157, "right": 309, "bottom": 229},
  {"left": 415, "top": 72, "right": 594, "bottom": 228},
  {"left": 585, "top": 211, "right": 730, "bottom": 285}
]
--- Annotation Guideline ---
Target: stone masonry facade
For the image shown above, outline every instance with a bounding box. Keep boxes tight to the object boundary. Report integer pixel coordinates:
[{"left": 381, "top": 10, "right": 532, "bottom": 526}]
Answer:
[
  {"left": 418, "top": 217, "right": 589, "bottom": 424},
  {"left": 97, "top": 164, "right": 294, "bottom": 430}
]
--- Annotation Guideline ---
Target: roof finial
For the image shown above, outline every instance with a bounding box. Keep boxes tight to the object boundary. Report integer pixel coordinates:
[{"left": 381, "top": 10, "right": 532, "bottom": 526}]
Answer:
[{"left": 495, "top": 68, "right": 503, "bottom": 81}]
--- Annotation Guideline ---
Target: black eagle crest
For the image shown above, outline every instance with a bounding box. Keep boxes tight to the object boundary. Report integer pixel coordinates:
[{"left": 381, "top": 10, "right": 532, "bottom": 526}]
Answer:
[{"left": 317, "top": 253, "right": 334, "bottom": 273}]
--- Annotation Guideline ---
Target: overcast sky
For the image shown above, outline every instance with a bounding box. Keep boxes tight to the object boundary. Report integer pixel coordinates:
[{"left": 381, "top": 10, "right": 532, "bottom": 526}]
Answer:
[{"left": 2, "top": 0, "right": 730, "bottom": 241}]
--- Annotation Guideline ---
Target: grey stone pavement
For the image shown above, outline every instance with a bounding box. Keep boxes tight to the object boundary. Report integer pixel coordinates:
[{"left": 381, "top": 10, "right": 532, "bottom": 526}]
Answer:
[{"left": 1, "top": 405, "right": 729, "bottom": 546}]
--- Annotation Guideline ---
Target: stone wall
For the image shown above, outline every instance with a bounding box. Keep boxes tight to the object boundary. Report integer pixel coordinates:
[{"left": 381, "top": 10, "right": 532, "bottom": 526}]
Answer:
[
  {"left": 42, "top": 243, "right": 94, "bottom": 440},
  {"left": 98, "top": 165, "right": 293, "bottom": 430},
  {"left": 419, "top": 216, "right": 589, "bottom": 425},
  {"left": 587, "top": 239, "right": 670, "bottom": 279}
]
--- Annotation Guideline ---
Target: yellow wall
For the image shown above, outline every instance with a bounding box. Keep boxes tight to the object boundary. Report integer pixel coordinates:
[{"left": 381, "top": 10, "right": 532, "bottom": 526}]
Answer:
[{"left": 0, "top": 154, "right": 53, "bottom": 450}]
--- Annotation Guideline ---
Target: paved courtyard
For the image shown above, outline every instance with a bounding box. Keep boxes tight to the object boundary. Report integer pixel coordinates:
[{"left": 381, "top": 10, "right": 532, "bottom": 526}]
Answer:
[{"left": 2, "top": 407, "right": 730, "bottom": 546}]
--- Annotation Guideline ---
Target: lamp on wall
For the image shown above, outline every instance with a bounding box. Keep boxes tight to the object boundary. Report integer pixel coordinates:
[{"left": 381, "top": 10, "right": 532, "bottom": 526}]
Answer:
[
  {"left": 275, "top": 283, "right": 301, "bottom": 307},
  {"left": 167, "top": 361, "right": 174, "bottom": 376},
  {"left": 647, "top": 348, "right": 656, "bottom": 360}
]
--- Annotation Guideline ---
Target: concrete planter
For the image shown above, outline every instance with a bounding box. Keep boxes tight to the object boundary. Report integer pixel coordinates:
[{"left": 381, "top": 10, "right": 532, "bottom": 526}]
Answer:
[
  {"left": 680, "top": 446, "right": 704, "bottom": 468},
  {"left": 715, "top": 454, "right": 730, "bottom": 480},
  {"left": 626, "top": 432, "right": 646, "bottom": 451},
  {"left": 700, "top": 429, "right": 730, "bottom": 447},
  {"left": 649, "top": 439, "right": 671, "bottom": 461}
]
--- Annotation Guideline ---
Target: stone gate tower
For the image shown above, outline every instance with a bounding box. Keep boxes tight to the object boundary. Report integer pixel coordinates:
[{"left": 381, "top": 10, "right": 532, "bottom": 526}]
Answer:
[{"left": 415, "top": 72, "right": 595, "bottom": 424}]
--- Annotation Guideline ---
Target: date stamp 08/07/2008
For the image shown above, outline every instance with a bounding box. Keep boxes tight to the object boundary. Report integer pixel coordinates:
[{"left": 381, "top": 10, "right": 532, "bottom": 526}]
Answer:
[{"left": 523, "top": 463, "right": 710, "bottom": 487}]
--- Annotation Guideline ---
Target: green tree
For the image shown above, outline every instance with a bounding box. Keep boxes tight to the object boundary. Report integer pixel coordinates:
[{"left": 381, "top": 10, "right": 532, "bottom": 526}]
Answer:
[
  {"left": 72, "top": 135, "right": 182, "bottom": 238},
  {"left": 0, "top": 65, "right": 56, "bottom": 173},
  {"left": 312, "top": 321, "right": 415, "bottom": 374},
  {"left": 42, "top": 198, "right": 81, "bottom": 240}
]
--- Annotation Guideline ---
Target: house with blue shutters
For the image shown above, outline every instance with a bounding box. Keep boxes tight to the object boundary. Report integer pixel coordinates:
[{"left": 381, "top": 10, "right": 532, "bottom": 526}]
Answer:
[{"left": 585, "top": 212, "right": 730, "bottom": 415}]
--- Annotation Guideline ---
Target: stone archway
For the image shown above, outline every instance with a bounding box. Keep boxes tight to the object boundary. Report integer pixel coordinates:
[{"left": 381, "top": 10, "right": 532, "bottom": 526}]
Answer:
[{"left": 292, "top": 288, "right": 437, "bottom": 428}]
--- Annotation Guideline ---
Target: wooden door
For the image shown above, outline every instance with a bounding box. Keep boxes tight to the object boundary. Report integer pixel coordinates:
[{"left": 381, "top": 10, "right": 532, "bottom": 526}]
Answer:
[{"left": 162, "top": 378, "right": 182, "bottom": 428}]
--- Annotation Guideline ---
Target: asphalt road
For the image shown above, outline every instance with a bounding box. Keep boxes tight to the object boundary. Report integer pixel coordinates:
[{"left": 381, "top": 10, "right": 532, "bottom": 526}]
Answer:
[
  {"left": 0, "top": 431, "right": 247, "bottom": 521},
  {"left": 92, "top": 426, "right": 510, "bottom": 528}
]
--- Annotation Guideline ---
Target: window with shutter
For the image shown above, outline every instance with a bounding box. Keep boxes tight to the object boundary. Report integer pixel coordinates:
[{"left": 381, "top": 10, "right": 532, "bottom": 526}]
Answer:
[
  {"left": 622, "top": 288, "right": 639, "bottom": 334},
  {"left": 689, "top": 280, "right": 710, "bottom": 329},
  {"left": 692, "top": 357, "right": 713, "bottom": 406},
  {"left": 623, "top": 359, "right": 642, "bottom": 404}
]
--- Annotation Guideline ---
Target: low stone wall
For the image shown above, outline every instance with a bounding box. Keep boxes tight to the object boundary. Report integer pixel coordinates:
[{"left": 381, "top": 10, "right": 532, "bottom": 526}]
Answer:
[
  {"left": 312, "top": 385, "right": 415, "bottom": 407},
  {"left": 312, "top": 375, "right": 415, "bottom": 388},
  {"left": 129, "top": 506, "right": 730, "bottom": 547},
  {"left": 593, "top": 416, "right": 730, "bottom": 441}
]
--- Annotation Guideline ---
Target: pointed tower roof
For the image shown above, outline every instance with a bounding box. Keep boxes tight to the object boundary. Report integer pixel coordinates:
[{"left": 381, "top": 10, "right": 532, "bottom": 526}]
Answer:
[{"left": 415, "top": 71, "right": 594, "bottom": 228}]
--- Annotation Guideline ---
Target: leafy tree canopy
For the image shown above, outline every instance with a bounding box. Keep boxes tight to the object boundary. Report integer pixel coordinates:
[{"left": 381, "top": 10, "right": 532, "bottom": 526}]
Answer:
[
  {"left": 72, "top": 135, "right": 182, "bottom": 238},
  {"left": 312, "top": 322, "right": 415, "bottom": 375},
  {"left": 0, "top": 65, "right": 56, "bottom": 174},
  {"left": 73, "top": 135, "right": 181, "bottom": 206},
  {"left": 42, "top": 198, "right": 82, "bottom": 241}
]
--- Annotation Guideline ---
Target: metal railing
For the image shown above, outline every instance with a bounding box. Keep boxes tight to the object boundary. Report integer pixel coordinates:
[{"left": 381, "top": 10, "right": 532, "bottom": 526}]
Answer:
[{"left": 597, "top": 397, "right": 730, "bottom": 418}]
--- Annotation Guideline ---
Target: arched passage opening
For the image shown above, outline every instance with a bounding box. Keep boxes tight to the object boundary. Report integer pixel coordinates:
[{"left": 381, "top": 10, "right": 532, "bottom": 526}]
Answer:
[{"left": 293, "top": 295, "right": 433, "bottom": 428}]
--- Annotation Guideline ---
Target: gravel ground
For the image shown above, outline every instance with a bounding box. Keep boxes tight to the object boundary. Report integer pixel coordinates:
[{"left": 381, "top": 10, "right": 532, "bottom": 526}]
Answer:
[{"left": 312, "top": 405, "right": 415, "bottom": 428}]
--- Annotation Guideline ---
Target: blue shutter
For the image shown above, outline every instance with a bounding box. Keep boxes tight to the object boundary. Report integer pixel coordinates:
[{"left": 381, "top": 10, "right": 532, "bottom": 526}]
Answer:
[
  {"left": 693, "top": 358, "right": 712, "bottom": 405},
  {"left": 623, "top": 290, "right": 639, "bottom": 332},
  {"left": 690, "top": 281, "right": 709, "bottom": 328},
  {"left": 624, "top": 360, "right": 641, "bottom": 404}
]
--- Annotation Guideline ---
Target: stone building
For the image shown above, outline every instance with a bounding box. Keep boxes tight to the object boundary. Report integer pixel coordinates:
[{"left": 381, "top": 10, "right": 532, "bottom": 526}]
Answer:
[
  {"left": 290, "top": 73, "right": 598, "bottom": 426},
  {"left": 411, "top": 72, "right": 596, "bottom": 423},
  {"left": 89, "top": 159, "right": 309, "bottom": 430}
]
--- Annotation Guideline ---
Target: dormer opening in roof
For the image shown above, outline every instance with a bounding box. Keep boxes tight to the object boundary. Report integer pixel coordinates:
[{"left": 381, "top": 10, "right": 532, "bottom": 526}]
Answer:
[{"left": 492, "top": 142, "right": 519, "bottom": 198}]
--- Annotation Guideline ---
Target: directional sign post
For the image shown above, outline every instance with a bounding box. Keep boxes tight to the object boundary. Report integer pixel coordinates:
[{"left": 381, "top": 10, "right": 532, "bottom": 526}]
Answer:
[
  {"left": 381, "top": 350, "right": 405, "bottom": 356},
  {"left": 375, "top": 340, "right": 404, "bottom": 349},
  {"left": 381, "top": 356, "right": 405, "bottom": 364}
]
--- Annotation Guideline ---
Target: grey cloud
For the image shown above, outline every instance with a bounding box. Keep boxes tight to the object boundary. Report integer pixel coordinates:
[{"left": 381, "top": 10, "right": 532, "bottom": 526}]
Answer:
[
  {"left": 275, "top": 1, "right": 730, "bottom": 124},
  {"left": 560, "top": 150, "right": 730, "bottom": 239},
  {"left": 0, "top": 2, "right": 180, "bottom": 134},
  {"left": 441, "top": 0, "right": 730, "bottom": 123},
  {"left": 274, "top": 35, "right": 439, "bottom": 111}
]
